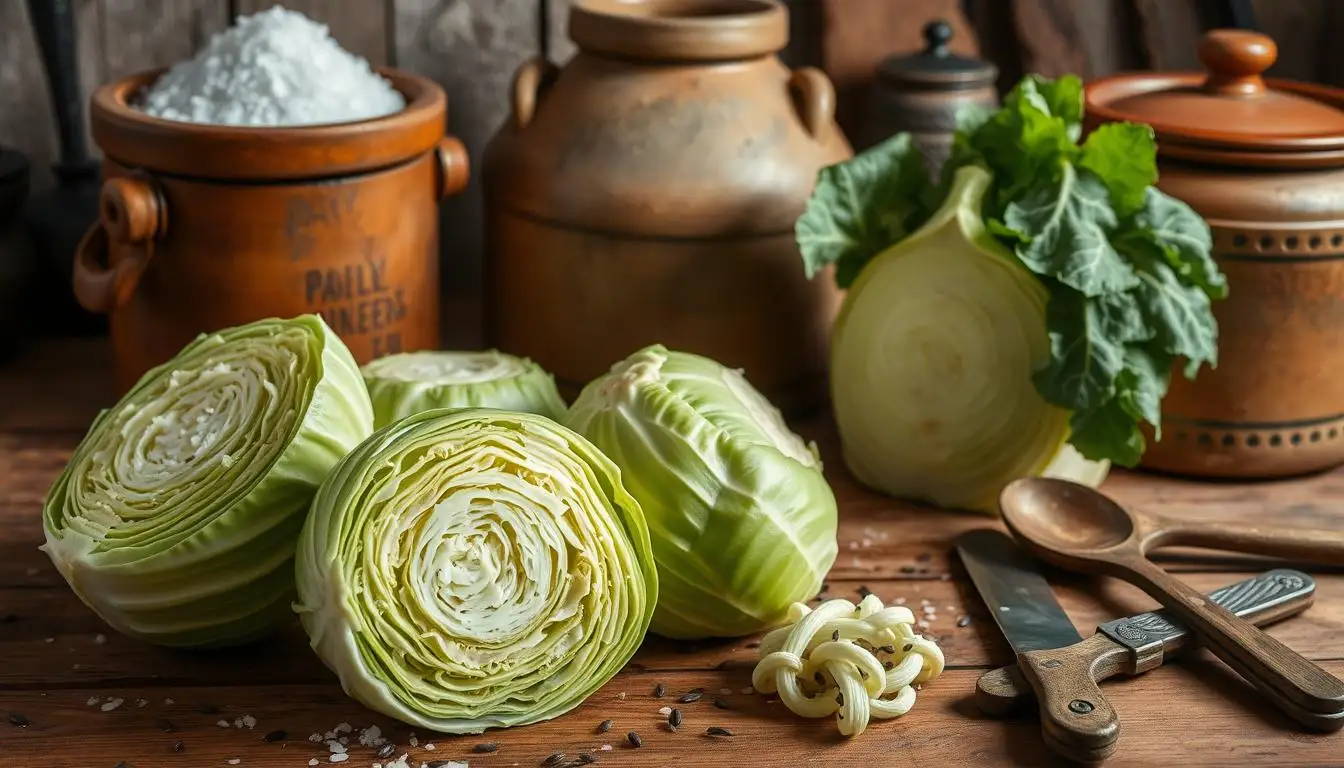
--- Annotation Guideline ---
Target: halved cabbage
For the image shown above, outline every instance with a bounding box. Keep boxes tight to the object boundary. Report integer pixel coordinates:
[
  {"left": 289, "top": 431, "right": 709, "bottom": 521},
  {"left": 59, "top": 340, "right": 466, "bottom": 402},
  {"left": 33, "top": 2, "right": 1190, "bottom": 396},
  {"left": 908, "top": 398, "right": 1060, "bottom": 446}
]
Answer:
[
  {"left": 830, "top": 166, "right": 1108, "bottom": 514},
  {"left": 41, "top": 315, "right": 373, "bottom": 648},
  {"left": 565, "top": 346, "right": 838, "bottom": 639},
  {"left": 295, "top": 408, "right": 656, "bottom": 732},
  {"left": 361, "top": 350, "right": 566, "bottom": 428}
]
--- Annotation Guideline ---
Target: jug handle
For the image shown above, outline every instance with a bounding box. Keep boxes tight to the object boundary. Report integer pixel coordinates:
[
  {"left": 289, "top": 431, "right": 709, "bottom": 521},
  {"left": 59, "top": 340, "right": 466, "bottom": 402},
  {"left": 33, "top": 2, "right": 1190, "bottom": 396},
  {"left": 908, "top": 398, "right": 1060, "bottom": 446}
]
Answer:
[
  {"left": 72, "top": 176, "right": 165, "bottom": 313},
  {"left": 512, "top": 57, "right": 560, "bottom": 130},
  {"left": 789, "top": 67, "right": 836, "bottom": 140},
  {"left": 436, "top": 136, "right": 471, "bottom": 199}
]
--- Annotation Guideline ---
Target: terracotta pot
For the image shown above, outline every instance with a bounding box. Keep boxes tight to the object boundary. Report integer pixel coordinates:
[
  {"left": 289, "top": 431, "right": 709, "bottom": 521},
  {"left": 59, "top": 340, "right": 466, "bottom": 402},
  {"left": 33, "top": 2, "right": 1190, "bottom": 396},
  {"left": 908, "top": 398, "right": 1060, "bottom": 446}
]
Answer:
[
  {"left": 76, "top": 68, "right": 469, "bottom": 394},
  {"left": 858, "top": 20, "right": 998, "bottom": 174},
  {"left": 483, "top": 0, "right": 851, "bottom": 414},
  {"left": 1086, "top": 30, "right": 1344, "bottom": 479}
]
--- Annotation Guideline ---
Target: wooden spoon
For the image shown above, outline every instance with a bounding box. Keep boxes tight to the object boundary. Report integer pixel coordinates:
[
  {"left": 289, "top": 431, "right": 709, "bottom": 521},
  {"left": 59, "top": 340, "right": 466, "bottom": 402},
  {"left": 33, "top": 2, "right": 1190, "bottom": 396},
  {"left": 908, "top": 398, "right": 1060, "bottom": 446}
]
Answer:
[{"left": 999, "top": 477, "right": 1344, "bottom": 731}]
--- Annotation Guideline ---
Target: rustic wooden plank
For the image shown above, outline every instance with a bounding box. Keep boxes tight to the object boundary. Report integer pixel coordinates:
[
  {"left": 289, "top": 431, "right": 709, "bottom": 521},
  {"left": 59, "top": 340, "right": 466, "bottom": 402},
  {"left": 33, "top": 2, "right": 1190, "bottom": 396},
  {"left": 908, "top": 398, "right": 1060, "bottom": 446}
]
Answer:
[
  {"left": 3, "top": 661, "right": 1344, "bottom": 766},
  {"left": 4, "top": 569, "right": 1342, "bottom": 689},
  {"left": 235, "top": 0, "right": 391, "bottom": 66},
  {"left": 1251, "top": 0, "right": 1327, "bottom": 83},
  {"left": 99, "top": 0, "right": 229, "bottom": 80},
  {"left": 393, "top": 0, "right": 540, "bottom": 312},
  {"left": 820, "top": 0, "right": 980, "bottom": 140},
  {"left": 1012, "top": 0, "right": 1146, "bottom": 79},
  {"left": 1132, "top": 0, "right": 1208, "bottom": 70}
]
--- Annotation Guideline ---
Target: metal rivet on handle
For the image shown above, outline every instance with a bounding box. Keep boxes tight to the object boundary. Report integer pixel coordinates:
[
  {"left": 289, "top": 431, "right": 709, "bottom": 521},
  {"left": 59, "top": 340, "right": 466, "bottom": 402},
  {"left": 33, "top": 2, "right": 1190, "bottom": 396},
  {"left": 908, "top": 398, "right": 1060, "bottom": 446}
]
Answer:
[{"left": 1069, "top": 699, "right": 1095, "bottom": 714}]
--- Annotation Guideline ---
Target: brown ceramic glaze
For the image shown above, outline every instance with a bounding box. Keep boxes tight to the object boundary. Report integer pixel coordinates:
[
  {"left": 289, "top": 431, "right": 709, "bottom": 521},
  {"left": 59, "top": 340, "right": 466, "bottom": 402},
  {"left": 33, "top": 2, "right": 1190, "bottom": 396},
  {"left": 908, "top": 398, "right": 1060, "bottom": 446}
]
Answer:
[
  {"left": 1086, "top": 29, "right": 1344, "bottom": 479},
  {"left": 76, "top": 68, "right": 469, "bottom": 393},
  {"left": 859, "top": 20, "right": 999, "bottom": 173},
  {"left": 483, "top": 0, "right": 851, "bottom": 413}
]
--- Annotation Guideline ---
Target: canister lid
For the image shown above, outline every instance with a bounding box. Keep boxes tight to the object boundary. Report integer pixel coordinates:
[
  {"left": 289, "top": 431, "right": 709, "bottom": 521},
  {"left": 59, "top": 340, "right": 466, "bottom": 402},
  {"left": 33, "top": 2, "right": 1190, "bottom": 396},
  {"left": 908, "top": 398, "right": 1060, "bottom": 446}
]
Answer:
[
  {"left": 1086, "top": 29, "right": 1344, "bottom": 167},
  {"left": 875, "top": 21, "right": 998, "bottom": 91}
]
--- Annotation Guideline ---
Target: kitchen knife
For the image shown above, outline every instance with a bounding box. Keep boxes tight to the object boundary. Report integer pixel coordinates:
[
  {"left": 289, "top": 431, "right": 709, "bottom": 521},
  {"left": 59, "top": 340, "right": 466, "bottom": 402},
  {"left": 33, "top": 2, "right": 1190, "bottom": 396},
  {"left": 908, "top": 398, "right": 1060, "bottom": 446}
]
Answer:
[
  {"left": 975, "top": 567, "right": 1317, "bottom": 716},
  {"left": 956, "top": 529, "right": 1318, "bottom": 763}
]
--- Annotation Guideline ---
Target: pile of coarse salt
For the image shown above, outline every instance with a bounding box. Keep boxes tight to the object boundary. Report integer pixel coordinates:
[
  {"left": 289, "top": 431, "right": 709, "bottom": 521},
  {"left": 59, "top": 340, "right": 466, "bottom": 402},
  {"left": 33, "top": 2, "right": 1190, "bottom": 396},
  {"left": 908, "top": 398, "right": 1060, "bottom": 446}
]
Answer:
[{"left": 140, "top": 5, "right": 404, "bottom": 127}]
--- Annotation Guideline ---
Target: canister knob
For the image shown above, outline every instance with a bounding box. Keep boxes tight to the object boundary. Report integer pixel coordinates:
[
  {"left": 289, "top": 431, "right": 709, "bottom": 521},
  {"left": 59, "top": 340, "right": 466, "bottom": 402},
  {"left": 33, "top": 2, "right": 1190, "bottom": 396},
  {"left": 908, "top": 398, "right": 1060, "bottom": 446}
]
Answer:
[{"left": 1198, "top": 29, "right": 1275, "bottom": 97}]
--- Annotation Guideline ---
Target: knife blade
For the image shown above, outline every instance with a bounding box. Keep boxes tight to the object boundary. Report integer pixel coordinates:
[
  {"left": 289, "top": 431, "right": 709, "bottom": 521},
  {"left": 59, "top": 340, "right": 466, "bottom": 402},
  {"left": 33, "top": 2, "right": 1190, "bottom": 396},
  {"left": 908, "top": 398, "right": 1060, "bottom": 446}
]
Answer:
[
  {"left": 957, "top": 528, "right": 1122, "bottom": 763},
  {"left": 975, "top": 568, "right": 1317, "bottom": 716}
]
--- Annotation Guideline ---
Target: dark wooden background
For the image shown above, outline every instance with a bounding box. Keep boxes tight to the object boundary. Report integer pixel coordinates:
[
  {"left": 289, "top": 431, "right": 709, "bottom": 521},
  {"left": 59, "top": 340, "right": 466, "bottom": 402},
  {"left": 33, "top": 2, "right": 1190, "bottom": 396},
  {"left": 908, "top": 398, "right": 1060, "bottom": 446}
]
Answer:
[{"left": 1, "top": 0, "right": 1339, "bottom": 306}]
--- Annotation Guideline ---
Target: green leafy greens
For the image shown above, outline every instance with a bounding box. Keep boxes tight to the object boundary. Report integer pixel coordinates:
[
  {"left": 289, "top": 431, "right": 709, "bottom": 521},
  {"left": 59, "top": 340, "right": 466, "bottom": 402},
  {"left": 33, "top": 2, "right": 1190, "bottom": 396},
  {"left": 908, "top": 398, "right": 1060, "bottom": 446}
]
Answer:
[{"left": 797, "top": 74, "right": 1226, "bottom": 467}]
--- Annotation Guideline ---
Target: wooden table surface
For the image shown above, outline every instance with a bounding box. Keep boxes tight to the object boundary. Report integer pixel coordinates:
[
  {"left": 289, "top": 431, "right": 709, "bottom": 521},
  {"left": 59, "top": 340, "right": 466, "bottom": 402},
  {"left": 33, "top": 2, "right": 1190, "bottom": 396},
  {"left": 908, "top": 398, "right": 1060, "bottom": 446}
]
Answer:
[{"left": 3, "top": 338, "right": 1343, "bottom": 768}]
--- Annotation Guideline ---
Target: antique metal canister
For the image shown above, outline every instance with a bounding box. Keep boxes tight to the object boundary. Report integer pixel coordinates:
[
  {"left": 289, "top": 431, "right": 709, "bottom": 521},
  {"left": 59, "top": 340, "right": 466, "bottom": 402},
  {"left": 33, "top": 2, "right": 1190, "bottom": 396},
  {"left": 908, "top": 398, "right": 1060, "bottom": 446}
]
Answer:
[
  {"left": 1087, "top": 29, "right": 1344, "bottom": 478},
  {"left": 858, "top": 20, "right": 998, "bottom": 173}
]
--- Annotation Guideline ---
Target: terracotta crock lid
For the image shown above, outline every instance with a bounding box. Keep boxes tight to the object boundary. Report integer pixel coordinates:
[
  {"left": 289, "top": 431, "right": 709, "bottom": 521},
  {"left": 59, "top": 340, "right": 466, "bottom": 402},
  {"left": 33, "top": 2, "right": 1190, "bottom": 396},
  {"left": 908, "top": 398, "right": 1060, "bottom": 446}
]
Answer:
[
  {"left": 569, "top": 0, "right": 787, "bottom": 61},
  {"left": 1086, "top": 29, "right": 1344, "bottom": 166},
  {"left": 876, "top": 20, "right": 997, "bottom": 91}
]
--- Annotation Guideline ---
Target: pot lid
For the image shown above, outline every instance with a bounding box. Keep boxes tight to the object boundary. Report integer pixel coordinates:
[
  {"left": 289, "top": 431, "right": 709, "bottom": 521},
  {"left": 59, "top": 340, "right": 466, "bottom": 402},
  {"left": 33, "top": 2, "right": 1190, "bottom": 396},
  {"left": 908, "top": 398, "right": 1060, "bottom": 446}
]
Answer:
[
  {"left": 876, "top": 20, "right": 997, "bottom": 91},
  {"left": 1086, "top": 29, "right": 1344, "bottom": 159}
]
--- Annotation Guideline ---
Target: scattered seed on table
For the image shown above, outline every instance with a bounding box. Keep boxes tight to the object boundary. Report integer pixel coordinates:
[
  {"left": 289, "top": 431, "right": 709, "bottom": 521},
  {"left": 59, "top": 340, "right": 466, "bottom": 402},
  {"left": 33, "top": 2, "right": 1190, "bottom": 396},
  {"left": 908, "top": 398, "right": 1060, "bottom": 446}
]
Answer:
[
  {"left": 375, "top": 744, "right": 396, "bottom": 759},
  {"left": 262, "top": 729, "right": 286, "bottom": 743},
  {"left": 626, "top": 731, "right": 643, "bottom": 748},
  {"left": 8, "top": 713, "right": 28, "bottom": 727},
  {"left": 957, "top": 615, "right": 973, "bottom": 627},
  {"left": 596, "top": 718, "right": 613, "bottom": 733},
  {"left": 678, "top": 689, "right": 703, "bottom": 703},
  {"left": 171, "top": 740, "right": 184, "bottom": 753},
  {"left": 857, "top": 586, "right": 873, "bottom": 599},
  {"left": 669, "top": 708, "right": 683, "bottom": 728},
  {"left": 653, "top": 682, "right": 666, "bottom": 698},
  {"left": 713, "top": 697, "right": 730, "bottom": 710},
  {"left": 155, "top": 718, "right": 176, "bottom": 733},
  {"left": 706, "top": 726, "right": 734, "bottom": 737},
  {"left": 577, "top": 754, "right": 598, "bottom": 764},
  {"left": 473, "top": 743, "right": 499, "bottom": 754},
  {"left": 542, "top": 751, "right": 567, "bottom": 767}
]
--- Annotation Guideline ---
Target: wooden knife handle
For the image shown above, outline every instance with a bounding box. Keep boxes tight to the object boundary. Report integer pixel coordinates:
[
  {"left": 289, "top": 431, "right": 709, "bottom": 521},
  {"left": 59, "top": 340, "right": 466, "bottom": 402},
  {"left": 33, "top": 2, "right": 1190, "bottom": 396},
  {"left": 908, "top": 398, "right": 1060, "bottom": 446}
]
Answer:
[{"left": 1017, "top": 643, "right": 1122, "bottom": 761}]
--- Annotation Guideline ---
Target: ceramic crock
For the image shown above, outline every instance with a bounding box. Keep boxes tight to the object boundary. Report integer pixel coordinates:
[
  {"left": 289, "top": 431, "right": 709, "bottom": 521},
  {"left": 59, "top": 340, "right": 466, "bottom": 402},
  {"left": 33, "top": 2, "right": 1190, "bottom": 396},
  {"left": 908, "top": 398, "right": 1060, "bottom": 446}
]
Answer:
[
  {"left": 483, "top": 0, "right": 852, "bottom": 414},
  {"left": 74, "top": 69, "right": 469, "bottom": 394},
  {"left": 858, "top": 20, "right": 998, "bottom": 173},
  {"left": 1087, "top": 29, "right": 1344, "bottom": 478}
]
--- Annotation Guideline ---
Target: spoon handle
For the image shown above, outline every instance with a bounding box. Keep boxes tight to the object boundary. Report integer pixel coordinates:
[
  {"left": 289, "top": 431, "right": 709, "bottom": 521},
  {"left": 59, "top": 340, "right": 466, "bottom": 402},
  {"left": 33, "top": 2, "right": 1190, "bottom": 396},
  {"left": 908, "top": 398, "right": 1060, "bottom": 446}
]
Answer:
[
  {"left": 1128, "top": 559, "right": 1344, "bottom": 726},
  {"left": 1154, "top": 519, "right": 1344, "bottom": 565}
]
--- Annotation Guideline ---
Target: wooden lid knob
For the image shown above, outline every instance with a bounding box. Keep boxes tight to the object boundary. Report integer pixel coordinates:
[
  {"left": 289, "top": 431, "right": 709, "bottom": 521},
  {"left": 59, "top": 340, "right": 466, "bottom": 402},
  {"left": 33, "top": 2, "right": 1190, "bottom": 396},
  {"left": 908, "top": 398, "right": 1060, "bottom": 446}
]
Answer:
[
  {"left": 1199, "top": 29, "right": 1276, "bottom": 97},
  {"left": 100, "top": 177, "right": 164, "bottom": 245}
]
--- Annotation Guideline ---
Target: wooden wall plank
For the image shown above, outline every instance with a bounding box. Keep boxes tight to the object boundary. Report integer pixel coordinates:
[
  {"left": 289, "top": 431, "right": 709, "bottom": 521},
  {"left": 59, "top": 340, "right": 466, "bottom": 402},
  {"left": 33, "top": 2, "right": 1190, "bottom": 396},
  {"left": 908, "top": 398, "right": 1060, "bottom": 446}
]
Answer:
[
  {"left": 235, "top": 0, "right": 392, "bottom": 66},
  {"left": 0, "top": 2, "right": 59, "bottom": 193},
  {"left": 100, "top": 0, "right": 230, "bottom": 81},
  {"left": 1133, "top": 0, "right": 1208, "bottom": 70},
  {"left": 1012, "top": 0, "right": 1145, "bottom": 79},
  {"left": 393, "top": 0, "right": 543, "bottom": 305},
  {"left": 1251, "top": 0, "right": 1328, "bottom": 84},
  {"left": 820, "top": 0, "right": 979, "bottom": 140}
]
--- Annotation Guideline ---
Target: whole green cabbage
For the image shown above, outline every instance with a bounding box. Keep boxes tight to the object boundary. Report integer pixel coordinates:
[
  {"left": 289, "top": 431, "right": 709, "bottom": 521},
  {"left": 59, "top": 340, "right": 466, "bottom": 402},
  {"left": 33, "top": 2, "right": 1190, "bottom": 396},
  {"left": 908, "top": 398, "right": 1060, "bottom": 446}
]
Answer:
[
  {"left": 565, "top": 345, "right": 838, "bottom": 639},
  {"left": 295, "top": 408, "right": 656, "bottom": 732},
  {"left": 361, "top": 349, "right": 567, "bottom": 428},
  {"left": 41, "top": 315, "right": 373, "bottom": 647}
]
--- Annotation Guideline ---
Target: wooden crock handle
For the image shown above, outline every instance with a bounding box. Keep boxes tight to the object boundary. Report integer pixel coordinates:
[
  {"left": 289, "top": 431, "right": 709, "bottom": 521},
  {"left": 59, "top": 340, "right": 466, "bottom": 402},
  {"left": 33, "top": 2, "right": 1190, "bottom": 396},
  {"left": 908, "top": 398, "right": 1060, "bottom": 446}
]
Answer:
[
  {"left": 511, "top": 57, "right": 559, "bottom": 130},
  {"left": 72, "top": 177, "right": 164, "bottom": 313},
  {"left": 789, "top": 67, "right": 836, "bottom": 140},
  {"left": 436, "top": 136, "right": 470, "bottom": 199}
]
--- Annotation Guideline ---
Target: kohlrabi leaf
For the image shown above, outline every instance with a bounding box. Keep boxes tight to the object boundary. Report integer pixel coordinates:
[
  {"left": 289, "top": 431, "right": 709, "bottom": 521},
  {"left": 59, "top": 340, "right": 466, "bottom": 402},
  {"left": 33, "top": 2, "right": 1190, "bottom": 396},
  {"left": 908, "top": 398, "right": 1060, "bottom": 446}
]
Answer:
[
  {"left": 1020, "top": 74, "right": 1085, "bottom": 138},
  {"left": 1117, "top": 345, "right": 1170, "bottom": 433},
  {"left": 1131, "top": 257, "right": 1219, "bottom": 376},
  {"left": 1003, "top": 165, "right": 1139, "bottom": 296},
  {"left": 796, "top": 132, "right": 933, "bottom": 288},
  {"left": 1128, "top": 187, "right": 1228, "bottom": 300},
  {"left": 1080, "top": 123, "right": 1157, "bottom": 217},
  {"left": 1068, "top": 396, "right": 1145, "bottom": 467},
  {"left": 1032, "top": 290, "right": 1130, "bottom": 411}
]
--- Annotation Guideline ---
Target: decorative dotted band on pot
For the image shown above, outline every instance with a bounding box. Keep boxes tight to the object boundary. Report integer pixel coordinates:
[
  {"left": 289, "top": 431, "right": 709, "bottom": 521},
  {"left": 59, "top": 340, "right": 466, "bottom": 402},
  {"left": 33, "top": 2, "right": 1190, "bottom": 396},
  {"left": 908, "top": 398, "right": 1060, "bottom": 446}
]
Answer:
[
  {"left": 1214, "top": 228, "right": 1344, "bottom": 262},
  {"left": 1168, "top": 417, "right": 1344, "bottom": 450}
]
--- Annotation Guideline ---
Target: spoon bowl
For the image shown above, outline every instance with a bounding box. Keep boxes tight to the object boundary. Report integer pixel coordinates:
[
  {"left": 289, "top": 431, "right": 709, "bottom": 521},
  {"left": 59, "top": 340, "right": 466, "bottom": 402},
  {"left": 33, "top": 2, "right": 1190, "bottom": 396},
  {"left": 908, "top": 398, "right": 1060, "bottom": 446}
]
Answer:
[{"left": 1000, "top": 477, "right": 1136, "bottom": 556}]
